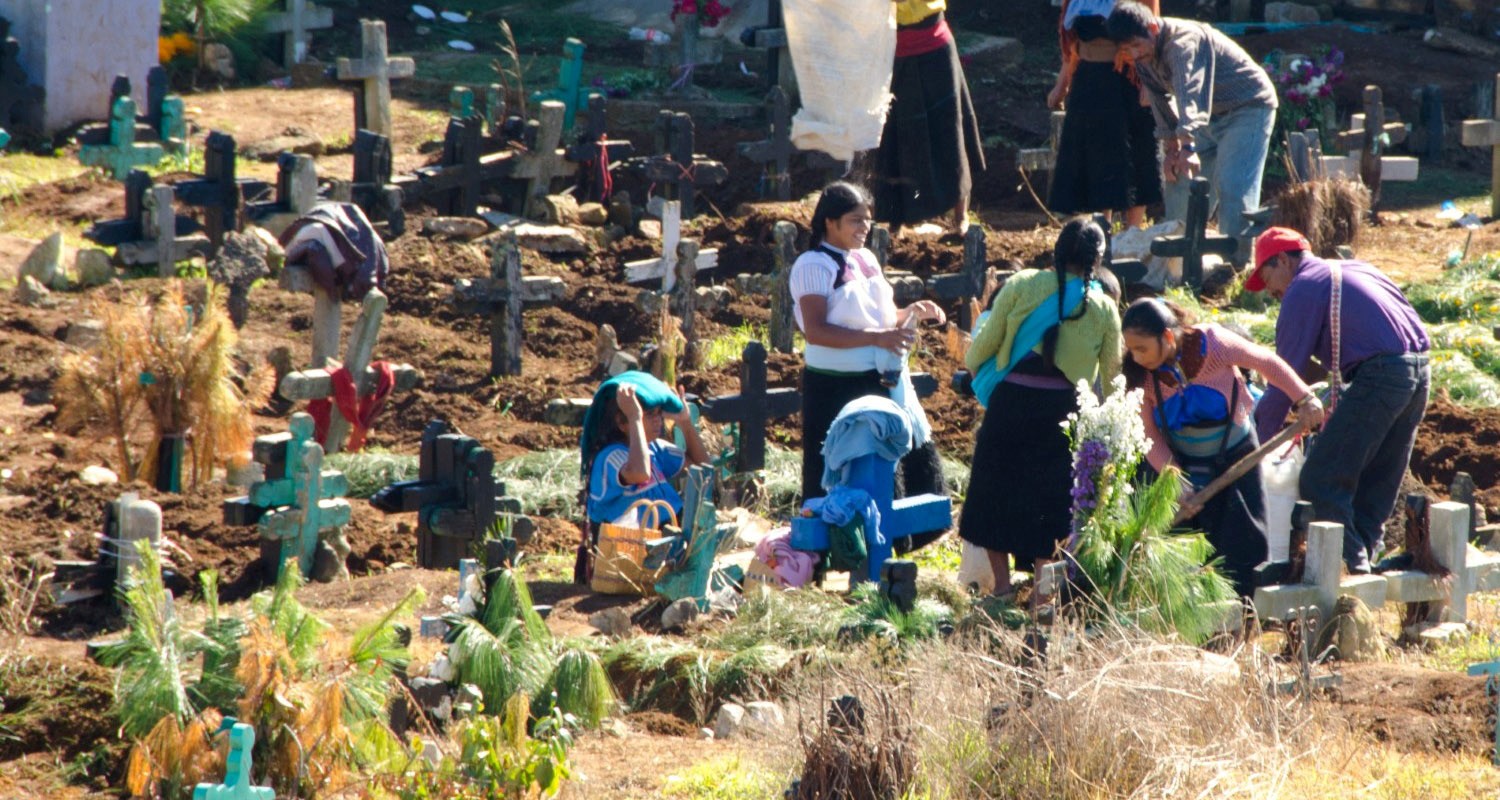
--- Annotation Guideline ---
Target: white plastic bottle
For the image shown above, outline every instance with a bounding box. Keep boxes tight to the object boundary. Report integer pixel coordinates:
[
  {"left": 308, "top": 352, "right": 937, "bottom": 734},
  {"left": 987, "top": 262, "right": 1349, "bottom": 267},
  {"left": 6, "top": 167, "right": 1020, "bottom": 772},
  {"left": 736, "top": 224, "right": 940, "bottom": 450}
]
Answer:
[{"left": 630, "top": 27, "right": 672, "bottom": 44}]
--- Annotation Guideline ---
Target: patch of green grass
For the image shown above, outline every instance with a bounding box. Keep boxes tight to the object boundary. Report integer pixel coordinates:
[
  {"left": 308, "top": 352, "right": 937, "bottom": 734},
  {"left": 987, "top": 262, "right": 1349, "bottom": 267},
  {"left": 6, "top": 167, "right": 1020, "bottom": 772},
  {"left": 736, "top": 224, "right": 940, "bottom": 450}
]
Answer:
[
  {"left": 493, "top": 448, "right": 581, "bottom": 520},
  {"left": 1430, "top": 349, "right": 1500, "bottom": 407},
  {"left": 1404, "top": 258, "right": 1500, "bottom": 326},
  {"left": 663, "top": 755, "right": 787, "bottom": 800},
  {"left": 910, "top": 534, "right": 962, "bottom": 575},
  {"left": 1379, "top": 165, "right": 1493, "bottom": 216},
  {"left": 325, "top": 448, "right": 419, "bottom": 500},
  {"left": 0, "top": 152, "right": 89, "bottom": 201},
  {"left": 700, "top": 323, "right": 771, "bottom": 371}
]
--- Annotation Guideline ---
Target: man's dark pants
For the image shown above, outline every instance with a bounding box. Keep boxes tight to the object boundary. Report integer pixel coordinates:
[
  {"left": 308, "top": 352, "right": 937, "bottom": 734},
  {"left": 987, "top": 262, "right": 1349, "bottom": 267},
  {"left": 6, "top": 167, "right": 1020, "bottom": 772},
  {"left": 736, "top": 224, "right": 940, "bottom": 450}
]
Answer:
[{"left": 1299, "top": 353, "right": 1430, "bottom": 572}]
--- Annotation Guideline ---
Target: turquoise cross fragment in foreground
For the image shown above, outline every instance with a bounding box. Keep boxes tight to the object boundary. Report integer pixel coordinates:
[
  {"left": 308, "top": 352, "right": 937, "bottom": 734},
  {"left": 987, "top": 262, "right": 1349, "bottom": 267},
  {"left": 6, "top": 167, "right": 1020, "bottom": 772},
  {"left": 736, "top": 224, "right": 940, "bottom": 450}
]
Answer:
[
  {"left": 193, "top": 722, "right": 274, "bottom": 799},
  {"left": 1469, "top": 654, "right": 1500, "bottom": 767}
]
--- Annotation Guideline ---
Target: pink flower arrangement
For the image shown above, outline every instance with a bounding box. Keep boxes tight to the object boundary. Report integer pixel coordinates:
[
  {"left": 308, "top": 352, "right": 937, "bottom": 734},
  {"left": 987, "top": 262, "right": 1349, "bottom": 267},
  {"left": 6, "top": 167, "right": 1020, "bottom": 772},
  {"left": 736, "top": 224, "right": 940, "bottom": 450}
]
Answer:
[{"left": 1264, "top": 47, "right": 1345, "bottom": 133}]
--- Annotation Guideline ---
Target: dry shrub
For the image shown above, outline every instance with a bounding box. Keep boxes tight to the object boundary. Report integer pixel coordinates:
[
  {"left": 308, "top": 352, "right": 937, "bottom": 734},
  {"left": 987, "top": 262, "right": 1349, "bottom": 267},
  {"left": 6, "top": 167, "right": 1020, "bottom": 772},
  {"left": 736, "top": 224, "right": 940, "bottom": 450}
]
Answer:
[
  {"left": 1271, "top": 176, "right": 1370, "bottom": 258},
  {"left": 793, "top": 691, "right": 916, "bottom": 800},
  {"left": 0, "top": 554, "right": 52, "bottom": 635},
  {"left": 55, "top": 282, "right": 274, "bottom": 485},
  {"left": 125, "top": 711, "right": 225, "bottom": 798}
]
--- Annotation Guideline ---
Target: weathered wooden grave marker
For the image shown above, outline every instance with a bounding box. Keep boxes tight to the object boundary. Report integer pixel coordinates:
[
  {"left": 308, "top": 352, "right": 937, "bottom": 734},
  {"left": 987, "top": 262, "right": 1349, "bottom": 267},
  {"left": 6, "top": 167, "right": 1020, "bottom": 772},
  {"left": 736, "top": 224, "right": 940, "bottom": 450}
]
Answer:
[
  {"left": 638, "top": 110, "right": 728, "bottom": 218},
  {"left": 1329, "top": 86, "right": 1417, "bottom": 209},
  {"left": 510, "top": 100, "right": 577, "bottom": 219},
  {"left": 371, "top": 419, "right": 535, "bottom": 570},
  {"left": 769, "top": 220, "right": 797, "bottom": 353},
  {"left": 738, "top": 87, "right": 848, "bottom": 201},
  {"left": 451, "top": 233, "right": 566, "bottom": 377},
  {"left": 646, "top": 11, "right": 723, "bottom": 94},
  {"left": 266, "top": 0, "right": 334, "bottom": 67},
  {"left": 1151, "top": 177, "right": 1238, "bottom": 293},
  {"left": 1463, "top": 73, "right": 1500, "bottom": 219},
  {"left": 926, "top": 225, "right": 988, "bottom": 332},
  {"left": 222, "top": 413, "right": 352, "bottom": 580},
  {"left": 417, "top": 117, "right": 486, "bottom": 217},
  {"left": 624, "top": 200, "right": 718, "bottom": 289},
  {"left": 84, "top": 170, "right": 211, "bottom": 273},
  {"left": 700, "top": 341, "right": 801, "bottom": 473},
  {"left": 176, "top": 132, "right": 264, "bottom": 250},
  {"left": 192, "top": 722, "right": 274, "bottom": 800},
  {"left": 741, "top": 0, "right": 794, "bottom": 93},
  {"left": 531, "top": 37, "right": 586, "bottom": 130},
  {"left": 1017, "top": 111, "right": 1067, "bottom": 198},
  {"left": 245, "top": 152, "right": 321, "bottom": 234},
  {"left": 51, "top": 493, "right": 163, "bottom": 606},
  {"left": 564, "top": 93, "right": 634, "bottom": 204},
  {"left": 79, "top": 96, "right": 164, "bottom": 179},
  {"left": 1286, "top": 129, "right": 1327, "bottom": 183},
  {"left": 279, "top": 288, "right": 421, "bottom": 453},
  {"left": 343, "top": 129, "right": 406, "bottom": 235},
  {"left": 338, "top": 19, "right": 415, "bottom": 140}
]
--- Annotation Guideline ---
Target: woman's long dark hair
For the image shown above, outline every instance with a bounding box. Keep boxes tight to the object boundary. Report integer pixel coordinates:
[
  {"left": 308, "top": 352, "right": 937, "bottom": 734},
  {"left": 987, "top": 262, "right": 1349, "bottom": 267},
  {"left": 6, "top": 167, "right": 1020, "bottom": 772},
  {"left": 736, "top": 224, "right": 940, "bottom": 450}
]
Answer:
[
  {"left": 1119, "top": 297, "right": 1191, "bottom": 389},
  {"left": 808, "top": 181, "right": 873, "bottom": 248},
  {"left": 1041, "top": 215, "right": 1107, "bottom": 370}
]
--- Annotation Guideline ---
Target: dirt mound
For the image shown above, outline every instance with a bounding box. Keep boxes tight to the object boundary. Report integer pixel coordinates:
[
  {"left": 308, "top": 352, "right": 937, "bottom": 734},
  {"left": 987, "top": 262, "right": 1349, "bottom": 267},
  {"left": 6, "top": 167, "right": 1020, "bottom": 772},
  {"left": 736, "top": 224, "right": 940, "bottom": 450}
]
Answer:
[
  {"left": 1330, "top": 662, "right": 1495, "bottom": 759},
  {"left": 1410, "top": 398, "right": 1500, "bottom": 516}
]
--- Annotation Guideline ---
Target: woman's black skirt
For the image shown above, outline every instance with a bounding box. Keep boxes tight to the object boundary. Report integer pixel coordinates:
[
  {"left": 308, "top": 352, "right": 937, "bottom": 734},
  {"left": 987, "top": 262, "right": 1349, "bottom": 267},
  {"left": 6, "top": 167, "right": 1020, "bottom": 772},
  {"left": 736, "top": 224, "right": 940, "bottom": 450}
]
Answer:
[{"left": 1048, "top": 60, "right": 1163, "bottom": 214}]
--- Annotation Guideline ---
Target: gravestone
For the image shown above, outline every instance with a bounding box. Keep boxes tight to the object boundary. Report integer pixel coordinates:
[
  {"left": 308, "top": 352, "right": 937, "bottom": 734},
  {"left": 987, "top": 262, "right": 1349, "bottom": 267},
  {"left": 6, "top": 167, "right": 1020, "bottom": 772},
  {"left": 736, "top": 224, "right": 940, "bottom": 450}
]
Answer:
[
  {"left": 1462, "top": 73, "right": 1500, "bottom": 218},
  {"left": 0, "top": 0, "right": 157, "bottom": 132},
  {"left": 77, "top": 96, "right": 163, "bottom": 179},
  {"left": 244, "top": 152, "right": 321, "bottom": 235},
  {"left": 530, "top": 37, "right": 585, "bottom": 130},
  {"left": 926, "top": 225, "right": 988, "bottom": 332},
  {"left": 1330, "top": 86, "right": 1417, "bottom": 210},
  {"left": 337, "top": 19, "right": 414, "bottom": 140},
  {"left": 564, "top": 93, "right": 634, "bottom": 204},
  {"left": 769, "top": 220, "right": 797, "bottom": 353},
  {"left": 699, "top": 341, "right": 800, "bottom": 474},
  {"left": 370, "top": 419, "right": 535, "bottom": 570},
  {"left": 343, "top": 129, "right": 406, "bottom": 235},
  {"left": 1286, "top": 129, "right": 1326, "bottom": 183},
  {"left": 265, "top": 0, "right": 333, "bottom": 67},
  {"left": 279, "top": 288, "right": 421, "bottom": 454},
  {"left": 624, "top": 200, "right": 718, "bottom": 290},
  {"left": 221, "top": 413, "right": 352, "bottom": 580},
  {"left": 78, "top": 69, "right": 183, "bottom": 150},
  {"left": 509, "top": 100, "right": 577, "bottom": 219},
  {"left": 1017, "top": 111, "right": 1067, "bottom": 199},
  {"left": 1417, "top": 85, "right": 1445, "bottom": 161},
  {"left": 0, "top": 16, "right": 43, "bottom": 137},
  {"left": 450, "top": 233, "right": 567, "bottom": 377},
  {"left": 740, "top": 0, "right": 794, "bottom": 94},
  {"left": 84, "top": 171, "right": 210, "bottom": 273},
  {"left": 739, "top": 87, "right": 797, "bottom": 201},
  {"left": 51, "top": 492, "right": 162, "bottom": 605},
  {"left": 415, "top": 117, "right": 485, "bottom": 217},
  {"left": 645, "top": 11, "right": 724, "bottom": 95},
  {"left": 1150, "top": 177, "right": 1237, "bottom": 292},
  {"left": 636, "top": 111, "right": 728, "bottom": 219},
  {"left": 176, "top": 132, "right": 264, "bottom": 250},
  {"left": 192, "top": 722, "right": 274, "bottom": 800}
]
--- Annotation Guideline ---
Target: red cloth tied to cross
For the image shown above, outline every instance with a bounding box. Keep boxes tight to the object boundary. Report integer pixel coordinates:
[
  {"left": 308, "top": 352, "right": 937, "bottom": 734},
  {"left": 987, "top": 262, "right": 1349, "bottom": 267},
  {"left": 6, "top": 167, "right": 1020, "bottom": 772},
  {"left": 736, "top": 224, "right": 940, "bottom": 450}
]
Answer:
[
  {"left": 582, "top": 133, "right": 614, "bottom": 204},
  {"left": 671, "top": 0, "right": 731, "bottom": 26},
  {"left": 308, "top": 361, "right": 397, "bottom": 451}
]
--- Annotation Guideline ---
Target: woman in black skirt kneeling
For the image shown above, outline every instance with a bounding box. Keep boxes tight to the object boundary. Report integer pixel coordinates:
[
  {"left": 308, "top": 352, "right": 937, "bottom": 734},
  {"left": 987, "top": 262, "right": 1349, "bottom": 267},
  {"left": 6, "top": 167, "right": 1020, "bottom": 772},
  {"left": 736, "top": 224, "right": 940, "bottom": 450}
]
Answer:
[
  {"left": 791, "top": 182, "right": 949, "bottom": 551},
  {"left": 961, "top": 217, "right": 1122, "bottom": 600}
]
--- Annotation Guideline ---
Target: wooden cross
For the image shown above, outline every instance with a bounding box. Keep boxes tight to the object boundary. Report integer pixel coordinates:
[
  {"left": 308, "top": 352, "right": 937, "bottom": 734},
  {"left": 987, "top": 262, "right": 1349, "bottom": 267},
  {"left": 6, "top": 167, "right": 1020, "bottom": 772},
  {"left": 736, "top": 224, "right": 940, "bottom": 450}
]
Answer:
[
  {"left": 530, "top": 38, "right": 586, "bottom": 130},
  {"left": 265, "top": 0, "right": 334, "bottom": 67},
  {"left": 192, "top": 723, "right": 275, "bottom": 800},
  {"left": 1462, "top": 73, "right": 1500, "bottom": 218},
  {"left": 79, "top": 96, "right": 164, "bottom": 180},
  {"left": 675, "top": 240, "right": 702, "bottom": 365},
  {"left": 769, "top": 220, "right": 797, "bottom": 353},
  {"left": 176, "top": 132, "right": 265, "bottom": 250},
  {"left": 1017, "top": 111, "right": 1067, "bottom": 198},
  {"left": 52, "top": 492, "right": 163, "bottom": 606},
  {"left": 1150, "top": 177, "right": 1238, "bottom": 293},
  {"left": 144, "top": 67, "right": 186, "bottom": 151},
  {"left": 337, "top": 19, "right": 415, "bottom": 140},
  {"left": 347, "top": 129, "right": 406, "bottom": 236},
  {"left": 1469, "top": 654, "right": 1500, "bottom": 766},
  {"left": 564, "top": 93, "right": 634, "bottom": 204},
  {"left": 278, "top": 288, "right": 422, "bottom": 454},
  {"left": 700, "top": 341, "right": 801, "bottom": 473},
  {"left": 450, "top": 233, "right": 566, "bottom": 377},
  {"left": 639, "top": 110, "right": 728, "bottom": 218},
  {"left": 221, "top": 413, "right": 352, "bottom": 579},
  {"left": 370, "top": 419, "right": 533, "bottom": 569},
  {"left": 739, "top": 87, "right": 796, "bottom": 200},
  {"left": 624, "top": 200, "right": 719, "bottom": 290},
  {"left": 744, "top": 0, "right": 795, "bottom": 93},
  {"left": 645, "top": 12, "right": 724, "bottom": 94},
  {"left": 1330, "top": 85, "right": 1417, "bottom": 209},
  {"left": 417, "top": 117, "right": 485, "bottom": 217},
  {"left": 84, "top": 171, "right": 210, "bottom": 272},
  {"left": 244, "top": 152, "right": 321, "bottom": 234},
  {"left": 509, "top": 100, "right": 577, "bottom": 219},
  {"left": 926, "top": 225, "right": 988, "bottom": 332}
]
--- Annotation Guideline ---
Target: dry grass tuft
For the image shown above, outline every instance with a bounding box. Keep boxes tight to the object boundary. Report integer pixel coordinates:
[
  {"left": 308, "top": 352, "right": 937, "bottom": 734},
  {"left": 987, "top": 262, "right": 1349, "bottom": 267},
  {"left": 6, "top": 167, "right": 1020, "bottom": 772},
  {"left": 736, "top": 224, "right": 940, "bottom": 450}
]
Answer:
[
  {"left": 0, "top": 554, "right": 52, "bottom": 635},
  {"left": 1272, "top": 176, "right": 1370, "bottom": 258}
]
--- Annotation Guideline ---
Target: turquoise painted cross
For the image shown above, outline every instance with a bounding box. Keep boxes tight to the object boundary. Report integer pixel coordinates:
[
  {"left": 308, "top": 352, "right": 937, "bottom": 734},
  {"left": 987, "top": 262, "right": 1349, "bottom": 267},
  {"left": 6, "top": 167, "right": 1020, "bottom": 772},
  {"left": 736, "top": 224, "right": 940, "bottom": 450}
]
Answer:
[
  {"left": 80, "top": 96, "right": 165, "bottom": 180},
  {"left": 0, "top": 127, "right": 10, "bottom": 150},
  {"left": 450, "top": 86, "right": 477, "bottom": 122},
  {"left": 193, "top": 722, "right": 274, "bottom": 800},
  {"left": 1469, "top": 654, "right": 1500, "bottom": 766},
  {"left": 531, "top": 38, "right": 586, "bottom": 130}
]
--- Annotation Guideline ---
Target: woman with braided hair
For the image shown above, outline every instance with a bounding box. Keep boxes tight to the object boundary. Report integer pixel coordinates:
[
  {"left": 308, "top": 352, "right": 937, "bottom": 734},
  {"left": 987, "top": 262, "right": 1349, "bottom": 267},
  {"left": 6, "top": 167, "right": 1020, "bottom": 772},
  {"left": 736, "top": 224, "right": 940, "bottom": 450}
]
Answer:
[{"left": 959, "top": 217, "right": 1122, "bottom": 601}]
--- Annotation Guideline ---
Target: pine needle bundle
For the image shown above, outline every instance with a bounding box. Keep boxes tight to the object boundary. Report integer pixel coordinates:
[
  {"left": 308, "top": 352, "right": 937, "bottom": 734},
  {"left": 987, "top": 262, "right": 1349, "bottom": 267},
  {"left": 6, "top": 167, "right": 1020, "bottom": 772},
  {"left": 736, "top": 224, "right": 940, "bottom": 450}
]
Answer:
[
  {"left": 1272, "top": 177, "right": 1369, "bottom": 256},
  {"left": 448, "top": 569, "right": 553, "bottom": 715},
  {"left": 124, "top": 710, "right": 225, "bottom": 799},
  {"left": 535, "top": 646, "right": 616, "bottom": 728}
]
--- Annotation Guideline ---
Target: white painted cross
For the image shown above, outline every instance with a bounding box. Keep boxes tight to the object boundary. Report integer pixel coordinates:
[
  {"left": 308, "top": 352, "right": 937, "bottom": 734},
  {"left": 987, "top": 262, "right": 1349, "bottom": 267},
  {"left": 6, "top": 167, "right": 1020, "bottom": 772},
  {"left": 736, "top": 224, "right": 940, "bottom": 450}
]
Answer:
[
  {"left": 623, "top": 200, "right": 718, "bottom": 291},
  {"left": 1254, "top": 521, "right": 1389, "bottom": 623},
  {"left": 337, "top": 19, "right": 415, "bottom": 140},
  {"left": 1462, "top": 73, "right": 1500, "bottom": 219},
  {"left": 265, "top": 0, "right": 334, "bottom": 67},
  {"left": 1383, "top": 502, "right": 1500, "bottom": 623},
  {"left": 1323, "top": 115, "right": 1419, "bottom": 185}
]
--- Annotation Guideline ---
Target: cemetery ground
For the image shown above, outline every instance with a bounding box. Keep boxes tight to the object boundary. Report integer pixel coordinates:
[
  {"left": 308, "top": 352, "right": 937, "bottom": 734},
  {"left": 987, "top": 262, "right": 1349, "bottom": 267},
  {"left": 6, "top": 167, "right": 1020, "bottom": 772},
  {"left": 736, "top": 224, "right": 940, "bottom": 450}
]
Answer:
[{"left": 8, "top": 2, "right": 1500, "bottom": 797}]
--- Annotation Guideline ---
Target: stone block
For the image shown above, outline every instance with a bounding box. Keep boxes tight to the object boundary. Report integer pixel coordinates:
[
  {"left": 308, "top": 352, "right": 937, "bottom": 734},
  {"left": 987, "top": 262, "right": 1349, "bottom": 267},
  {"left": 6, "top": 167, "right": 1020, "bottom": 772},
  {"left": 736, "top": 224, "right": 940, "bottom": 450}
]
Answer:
[
  {"left": 423, "top": 216, "right": 491, "bottom": 240},
  {"left": 511, "top": 223, "right": 589, "bottom": 254},
  {"left": 19, "top": 232, "right": 64, "bottom": 290},
  {"left": 1383, "top": 570, "right": 1447, "bottom": 604},
  {"left": 1338, "top": 574, "right": 1389, "bottom": 611},
  {"left": 660, "top": 597, "right": 699, "bottom": 632},
  {"left": 588, "top": 606, "right": 632, "bottom": 637},
  {"left": 1416, "top": 620, "right": 1471, "bottom": 648},
  {"left": 78, "top": 465, "right": 118, "bottom": 485},
  {"left": 65, "top": 319, "right": 105, "bottom": 349},
  {"left": 14, "top": 274, "right": 54, "bottom": 307},
  {"left": 74, "top": 248, "right": 115, "bottom": 287},
  {"left": 1265, "top": 2, "right": 1322, "bottom": 22},
  {"left": 578, "top": 202, "right": 609, "bottom": 226},
  {"left": 544, "top": 398, "right": 591, "bottom": 427},
  {"left": 1253, "top": 583, "right": 1322, "bottom": 620},
  {"left": 743, "top": 701, "right": 785, "bottom": 734},
  {"left": 713, "top": 702, "right": 746, "bottom": 740}
]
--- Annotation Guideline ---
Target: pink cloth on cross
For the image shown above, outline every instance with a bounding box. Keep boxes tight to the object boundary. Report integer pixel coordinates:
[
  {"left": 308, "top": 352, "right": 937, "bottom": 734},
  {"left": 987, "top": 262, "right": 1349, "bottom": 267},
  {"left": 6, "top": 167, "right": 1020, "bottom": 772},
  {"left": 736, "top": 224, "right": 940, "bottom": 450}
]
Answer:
[{"left": 753, "top": 528, "right": 818, "bottom": 588}]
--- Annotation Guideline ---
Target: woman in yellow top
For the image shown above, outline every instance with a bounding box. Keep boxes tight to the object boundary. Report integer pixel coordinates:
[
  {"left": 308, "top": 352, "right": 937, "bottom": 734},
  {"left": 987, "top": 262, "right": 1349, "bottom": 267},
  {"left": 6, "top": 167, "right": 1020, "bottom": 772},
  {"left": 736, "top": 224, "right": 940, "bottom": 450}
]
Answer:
[
  {"left": 875, "top": 0, "right": 986, "bottom": 235},
  {"left": 959, "top": 217, "right": 1122, "bottom": 600}
]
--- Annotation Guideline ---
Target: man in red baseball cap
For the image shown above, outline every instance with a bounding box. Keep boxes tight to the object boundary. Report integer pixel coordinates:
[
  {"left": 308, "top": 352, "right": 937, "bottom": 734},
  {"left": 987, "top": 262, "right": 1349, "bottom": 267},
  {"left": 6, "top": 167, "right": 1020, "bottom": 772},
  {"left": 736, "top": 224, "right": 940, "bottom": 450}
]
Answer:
[{"left": 1247, "top": 226, "right": 1431, "bottom": 574}]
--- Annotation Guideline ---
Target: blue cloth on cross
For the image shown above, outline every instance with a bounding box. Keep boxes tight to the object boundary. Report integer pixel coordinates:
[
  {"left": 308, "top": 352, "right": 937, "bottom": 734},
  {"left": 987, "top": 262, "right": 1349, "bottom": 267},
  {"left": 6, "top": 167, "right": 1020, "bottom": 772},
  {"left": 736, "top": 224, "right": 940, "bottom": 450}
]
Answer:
[{"left": 819, "top": 395, "right": 913, "bottom": 491}]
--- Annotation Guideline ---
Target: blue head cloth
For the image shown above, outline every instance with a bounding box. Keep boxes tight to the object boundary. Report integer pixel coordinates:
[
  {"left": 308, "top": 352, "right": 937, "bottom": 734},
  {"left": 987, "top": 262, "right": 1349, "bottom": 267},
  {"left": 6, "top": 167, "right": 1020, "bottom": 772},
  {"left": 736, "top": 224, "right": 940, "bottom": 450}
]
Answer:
[{"left": 579, "top": 371, "right": 685, "bottom": 478}]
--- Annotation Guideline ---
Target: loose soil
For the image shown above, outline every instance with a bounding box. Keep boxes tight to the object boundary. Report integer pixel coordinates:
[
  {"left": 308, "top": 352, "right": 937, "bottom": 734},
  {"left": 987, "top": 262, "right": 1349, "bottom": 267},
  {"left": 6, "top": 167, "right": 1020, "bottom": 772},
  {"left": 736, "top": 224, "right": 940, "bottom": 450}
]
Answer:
[{"left": 4, "top": 0, "right": 1500, "bottom": 794}]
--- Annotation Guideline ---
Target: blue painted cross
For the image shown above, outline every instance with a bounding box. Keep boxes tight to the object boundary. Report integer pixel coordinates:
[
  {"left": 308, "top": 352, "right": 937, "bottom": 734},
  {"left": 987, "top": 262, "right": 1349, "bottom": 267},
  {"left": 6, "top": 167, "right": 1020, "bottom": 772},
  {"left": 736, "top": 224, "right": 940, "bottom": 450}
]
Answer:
[
  {"left": 531, "top": 38, "right": 586, "bottom": 130},
  {"left": 222, "top": 413, "right": 351, "bottom": 579},
  {"left": 79, "top": 96, "right": 165, "bottom": 180},
  {"left": 1469, "top": 654, "right": 1500, "bottom": 766},
  {"left": 193, "top": 722, "right": 274, "bottom": 800}
]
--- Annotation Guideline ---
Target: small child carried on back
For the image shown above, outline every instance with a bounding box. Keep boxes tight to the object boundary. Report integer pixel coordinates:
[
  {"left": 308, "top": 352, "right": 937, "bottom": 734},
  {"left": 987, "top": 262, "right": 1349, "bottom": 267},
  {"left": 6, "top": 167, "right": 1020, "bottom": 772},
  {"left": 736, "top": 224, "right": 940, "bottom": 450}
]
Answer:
[{"left": 574, "top": 372, "right": 710, "bottom": 582}]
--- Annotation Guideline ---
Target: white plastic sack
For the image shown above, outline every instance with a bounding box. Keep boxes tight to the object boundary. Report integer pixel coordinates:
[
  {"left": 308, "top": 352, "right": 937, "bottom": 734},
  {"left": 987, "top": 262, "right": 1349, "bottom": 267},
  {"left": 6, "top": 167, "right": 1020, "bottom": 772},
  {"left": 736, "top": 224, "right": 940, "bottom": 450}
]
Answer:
[
  {"left": 957, "top": 540, "right": 995, "bottom": 595},
  {"left": 1262, "top": 439, "right": 1304, "bottom": 562},
  {"left": 785, "top": 0, "right": 895, "bottom": 162}
]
